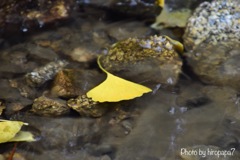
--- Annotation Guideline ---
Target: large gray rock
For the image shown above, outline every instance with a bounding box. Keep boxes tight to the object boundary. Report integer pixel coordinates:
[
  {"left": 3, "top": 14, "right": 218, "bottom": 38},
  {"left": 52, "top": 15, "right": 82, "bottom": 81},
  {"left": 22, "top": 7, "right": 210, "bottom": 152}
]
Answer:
[
  {"left": 183, "top": 0, "right": 240, "bottom": 51},
  {"left": 183, "top": 0, "right": 240, "bottom": 90}
]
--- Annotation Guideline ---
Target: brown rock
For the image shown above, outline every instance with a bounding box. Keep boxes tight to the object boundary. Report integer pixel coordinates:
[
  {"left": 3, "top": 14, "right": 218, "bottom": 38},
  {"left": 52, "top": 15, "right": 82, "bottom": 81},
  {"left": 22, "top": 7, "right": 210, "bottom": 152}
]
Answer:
[
  {"left": 67, "top": 95, "right": 108, "bottom": 117},
  {"left": 100, "top": 35, "right": 183, "bottom": 86},
  {"left": 32, "top": 95, "right": 69, "bottom": 116},
  {"left": 0, "top": 0, "right": 73, "bottom": 34},
  {"left": 51, "top": 69, "right": 105, "bottom": 98}
]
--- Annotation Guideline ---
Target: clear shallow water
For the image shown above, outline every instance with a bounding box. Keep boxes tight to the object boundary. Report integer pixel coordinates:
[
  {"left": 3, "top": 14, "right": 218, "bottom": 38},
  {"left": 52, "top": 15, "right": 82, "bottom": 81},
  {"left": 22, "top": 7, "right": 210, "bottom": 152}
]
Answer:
[
  {"left": 0, "top": 8, "right": 240, "bottom": 160},
  {"left": 2, "top": 80, "right": 238, "bottom": 160},
  {"left": 112, "top": 82, "right": 240, "bottom": 160}
]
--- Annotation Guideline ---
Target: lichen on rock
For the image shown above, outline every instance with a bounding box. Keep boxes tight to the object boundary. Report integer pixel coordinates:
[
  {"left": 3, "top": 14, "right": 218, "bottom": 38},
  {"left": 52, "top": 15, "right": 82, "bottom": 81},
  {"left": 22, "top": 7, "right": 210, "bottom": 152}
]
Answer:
[{"left": 100, "top": 35, "right": 183, "bottom": 86}]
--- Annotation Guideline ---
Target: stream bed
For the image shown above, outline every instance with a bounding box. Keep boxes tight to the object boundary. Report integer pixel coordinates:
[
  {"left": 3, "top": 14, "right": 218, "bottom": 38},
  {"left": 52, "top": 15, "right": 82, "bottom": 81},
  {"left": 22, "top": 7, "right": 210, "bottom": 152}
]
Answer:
[{"left": 0, "top": 0, "right": 240, "bottom": 160}]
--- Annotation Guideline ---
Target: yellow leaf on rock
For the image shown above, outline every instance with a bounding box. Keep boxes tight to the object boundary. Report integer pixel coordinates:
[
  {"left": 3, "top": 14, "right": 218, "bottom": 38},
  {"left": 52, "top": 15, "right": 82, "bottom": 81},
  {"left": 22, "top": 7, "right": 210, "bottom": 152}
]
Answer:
[
  {"left": 87, "top": 71, "right": 152, "bottom": 102},
  {"left": 0, "top": 120, "right": 35, "bottom": 143},
  {"left": 86, "top": 56, "right": 152, "bottom": 102}
]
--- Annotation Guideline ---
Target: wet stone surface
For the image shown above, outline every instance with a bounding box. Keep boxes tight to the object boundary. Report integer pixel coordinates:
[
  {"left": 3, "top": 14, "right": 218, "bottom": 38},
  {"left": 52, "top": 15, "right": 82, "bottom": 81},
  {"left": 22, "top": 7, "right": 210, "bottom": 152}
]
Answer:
[
  {"left": 25, "top": 60, "right": 68, "bottom": 87},
  {"left": 184, "top": 40, "right": 240, "bottom": 90},
  {"left": 183, "top": 0, "right": 240, "bottom": 90},
  {"left": 0, "top": 0, "right": 73, "bottom": 36},
  {"left": 32, "top": 95, "right": 70, "bottom": 116},
  {"left": 101, "top": 35, "right": 183, "bottom": 86},
  {"left": 67, "top": 95, "right": 108, "bottom": 117}
]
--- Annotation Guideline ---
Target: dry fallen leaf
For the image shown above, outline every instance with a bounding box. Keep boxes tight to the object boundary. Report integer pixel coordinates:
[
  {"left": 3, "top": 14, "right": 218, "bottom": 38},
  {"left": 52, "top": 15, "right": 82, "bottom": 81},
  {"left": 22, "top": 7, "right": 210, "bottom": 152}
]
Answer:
[
  {"left": 86, "top": 56, "right": 152, "bottom": 102},
  {"left": 152, "top": 5, "right": 191, "bottom": 29},
  {"left": 8, "top": 131, "right": 35, "bottom": 142},
  {"left": 0, "top": 120, "right": 35, "bottom": 143}
]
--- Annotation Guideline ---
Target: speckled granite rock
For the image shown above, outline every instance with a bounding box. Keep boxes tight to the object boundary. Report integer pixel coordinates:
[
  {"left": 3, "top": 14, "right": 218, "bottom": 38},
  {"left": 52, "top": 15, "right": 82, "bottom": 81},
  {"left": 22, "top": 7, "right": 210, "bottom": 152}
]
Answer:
[
  {"left": 183, "top": 0, "right": 240, "bottom": 51},
  {"left": 183, "top": 0, "right": 240, "bottom": 90}
]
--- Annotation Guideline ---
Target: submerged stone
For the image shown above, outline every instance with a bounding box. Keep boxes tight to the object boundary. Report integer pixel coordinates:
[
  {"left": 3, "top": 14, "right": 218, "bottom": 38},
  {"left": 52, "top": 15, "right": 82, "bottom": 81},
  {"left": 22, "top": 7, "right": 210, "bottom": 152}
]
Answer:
[
  {"left": 0, "top": 0, "right": 73, "bottom": 35},
  {"left": 67, "top": 95, "right": 108, "bottom": 117},
  {"left": 25, "top": 60, "right": 68, "bottom": 87},
  {"left": 32, "top": 95, "right": 70, "bottom": 116},
  {"left": 78, "top": 0, "right": 161, "bottom": 20},
  {"left": 51, "top": 69, "right": 105, "bottom": 99},
  {"left": 185, "top": 41, "right": 240, "bottom": 90},
  {"left": 100, "top": 35, "right": 183, "bottom": 87}
]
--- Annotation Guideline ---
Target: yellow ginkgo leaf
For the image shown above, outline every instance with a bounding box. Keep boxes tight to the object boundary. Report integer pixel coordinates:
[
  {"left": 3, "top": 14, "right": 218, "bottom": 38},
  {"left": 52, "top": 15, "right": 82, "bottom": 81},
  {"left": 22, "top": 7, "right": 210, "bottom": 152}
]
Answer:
[
  {"left": 0, "top": 119, "right": 35, "bottom": 143},
  {"left": 164, "top": 36, "right": 184, "bottom": 53},
  {"left": 86, "top": 56, "right": 152, "bottom": 102},
  {"left": 156, "top": 0, "right": 164, "bottom": 8}
]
